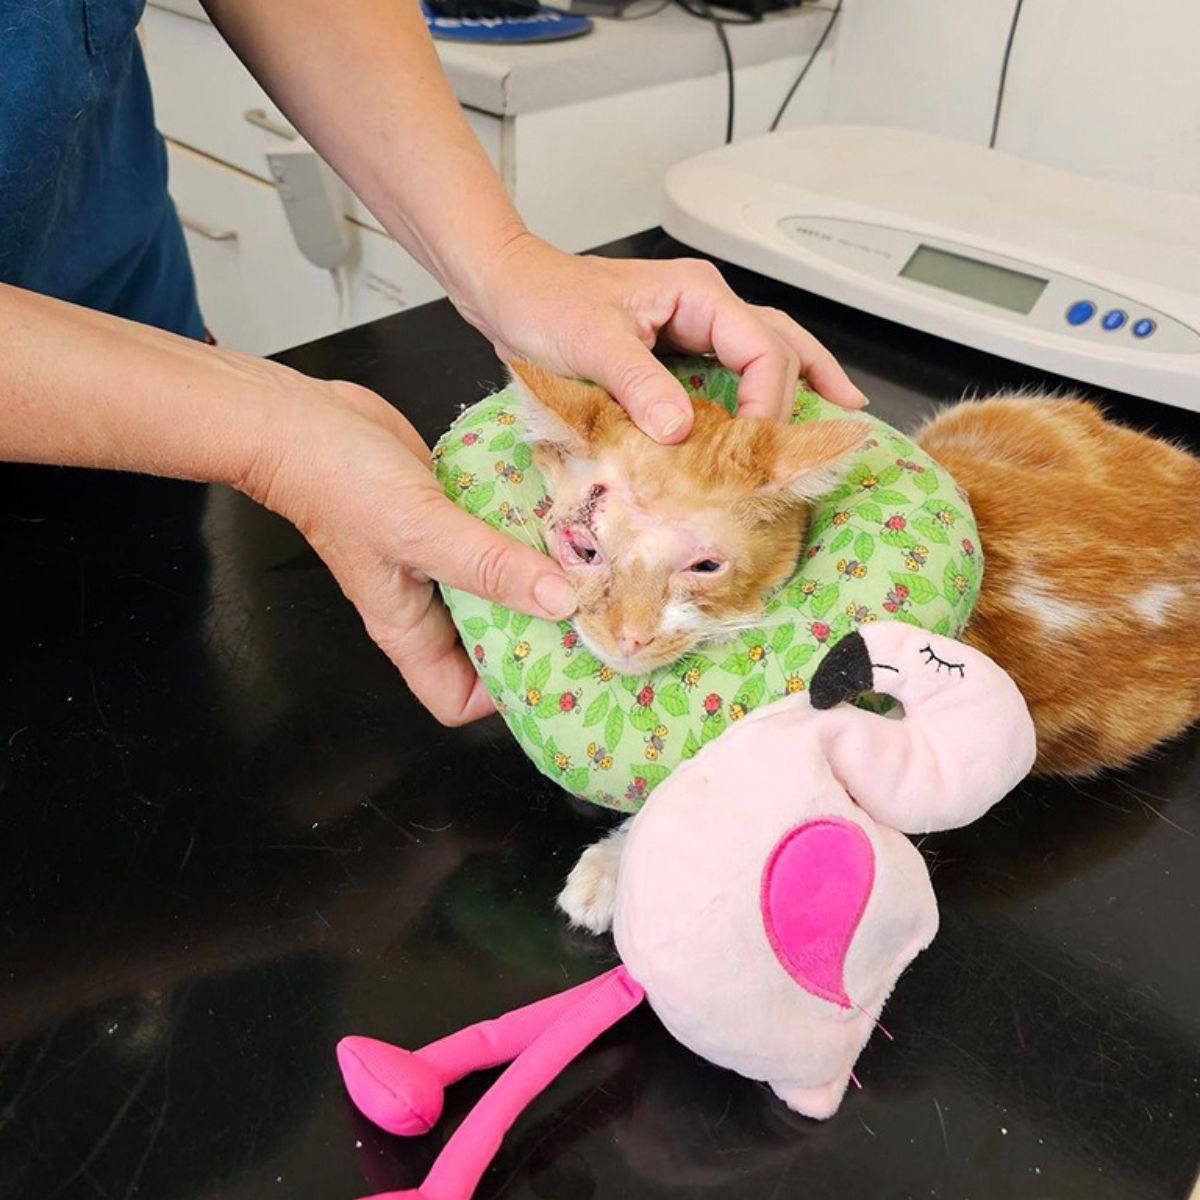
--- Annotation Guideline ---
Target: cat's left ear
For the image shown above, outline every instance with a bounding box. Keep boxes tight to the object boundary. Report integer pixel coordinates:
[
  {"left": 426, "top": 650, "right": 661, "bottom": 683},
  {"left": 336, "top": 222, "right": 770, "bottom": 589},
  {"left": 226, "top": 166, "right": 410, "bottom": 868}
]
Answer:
[
  {"left": 508, "top": 360, "right": 619, "bottom": 457},
  {"left": 760, "top": 421, "right": 871, "bottom": 500}
]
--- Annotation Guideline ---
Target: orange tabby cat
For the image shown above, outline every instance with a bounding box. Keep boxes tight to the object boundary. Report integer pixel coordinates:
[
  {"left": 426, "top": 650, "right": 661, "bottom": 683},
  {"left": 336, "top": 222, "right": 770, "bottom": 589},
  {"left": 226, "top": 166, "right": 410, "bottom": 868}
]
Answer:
[
  {"left": 509, "top": 365, "right": 1200, "bottom": 930},
  {"left": 915, "top": 394, "right": 1200, "bottom": 777}
]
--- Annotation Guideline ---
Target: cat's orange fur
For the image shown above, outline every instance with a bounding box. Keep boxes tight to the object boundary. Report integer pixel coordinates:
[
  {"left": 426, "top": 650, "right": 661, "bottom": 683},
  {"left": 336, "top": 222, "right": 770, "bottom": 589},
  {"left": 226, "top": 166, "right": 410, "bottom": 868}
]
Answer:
[
  {"left": 511, "top": 361, "right": 868, "bottom": 673},
  {"left": 915, "top": 395, "right": 1200, "bottom": 776},
  {"left": 513, "top": 363, "right": 1200, "bottom": 778}
]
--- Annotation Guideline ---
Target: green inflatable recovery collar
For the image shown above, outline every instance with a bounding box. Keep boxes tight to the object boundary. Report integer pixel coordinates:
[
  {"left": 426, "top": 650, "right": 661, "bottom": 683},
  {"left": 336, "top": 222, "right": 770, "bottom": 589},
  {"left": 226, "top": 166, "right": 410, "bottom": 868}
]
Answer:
[{"left": 433, "top": 358, "right": 981, "bottom": 812}]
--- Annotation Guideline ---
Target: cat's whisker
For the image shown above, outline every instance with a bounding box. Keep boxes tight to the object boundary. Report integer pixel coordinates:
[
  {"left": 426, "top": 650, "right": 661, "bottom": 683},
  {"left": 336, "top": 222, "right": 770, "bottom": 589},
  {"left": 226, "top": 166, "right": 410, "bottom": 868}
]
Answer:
[
  {"left": 708, "top": 613, "right": 804, "bottom": 638},
  {"left": 1110, "top": 778, "right": 1194, "bottom": 835},
  {"left": 707, "top": 615, "right": 769, "bottom": 636}
]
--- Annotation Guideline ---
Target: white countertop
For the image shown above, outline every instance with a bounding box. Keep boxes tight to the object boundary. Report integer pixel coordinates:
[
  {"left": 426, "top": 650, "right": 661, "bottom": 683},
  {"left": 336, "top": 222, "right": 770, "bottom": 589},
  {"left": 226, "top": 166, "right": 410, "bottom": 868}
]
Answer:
[{"left": 148, "top": 1, "right": 834, "bottom": 116}]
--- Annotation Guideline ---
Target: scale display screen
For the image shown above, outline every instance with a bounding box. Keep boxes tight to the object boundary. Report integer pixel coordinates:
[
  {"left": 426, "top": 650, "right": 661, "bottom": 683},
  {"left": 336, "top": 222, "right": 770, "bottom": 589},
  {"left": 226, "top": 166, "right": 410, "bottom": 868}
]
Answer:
[{"left": 899, "top": 244, "right": 1048, "bottom": 315}]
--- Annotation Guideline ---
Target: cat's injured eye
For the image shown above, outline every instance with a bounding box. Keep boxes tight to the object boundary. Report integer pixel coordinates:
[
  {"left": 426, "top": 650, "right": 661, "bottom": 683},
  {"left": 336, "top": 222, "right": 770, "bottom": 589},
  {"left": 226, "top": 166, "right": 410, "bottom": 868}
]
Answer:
[
  {"left": 561, "top": 528, "right": 602, "bottom": 567},
  {"left": 688, "top": 559, "right": 725, "bottom": 575}
]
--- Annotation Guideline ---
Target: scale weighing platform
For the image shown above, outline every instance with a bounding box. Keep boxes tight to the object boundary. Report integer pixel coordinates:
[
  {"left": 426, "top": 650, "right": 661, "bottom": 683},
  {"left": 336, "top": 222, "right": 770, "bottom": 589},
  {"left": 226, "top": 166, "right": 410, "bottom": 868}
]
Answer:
[{"left": 663, "top": 125, "right": 1200, "bottom": 411}]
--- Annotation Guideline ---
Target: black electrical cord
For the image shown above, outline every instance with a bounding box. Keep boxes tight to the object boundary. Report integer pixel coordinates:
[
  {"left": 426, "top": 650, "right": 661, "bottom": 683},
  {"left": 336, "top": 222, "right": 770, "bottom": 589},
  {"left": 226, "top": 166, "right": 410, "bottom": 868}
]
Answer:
[
  {"left": 989, "top": 0, "right": 1025, "bottom": 148},
  {"left": 673, "top": 0, "right": 761, "bottom": 146},
  {"left": 769, "top": 0, "right": 841, "bottom": 132},
  {"left": 695, "top": 0, "right": 737, "bottom": 143}
]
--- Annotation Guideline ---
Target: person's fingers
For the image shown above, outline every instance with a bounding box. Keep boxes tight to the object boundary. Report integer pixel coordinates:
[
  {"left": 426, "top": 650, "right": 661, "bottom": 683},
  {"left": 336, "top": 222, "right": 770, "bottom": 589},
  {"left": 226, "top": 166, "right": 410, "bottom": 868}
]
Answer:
[
  {"left": 572, "top": 334, "right": 695, "bottom": 443},
  {"left": 644, "top": 260, "right": 866, "bottom": 416},
  {"left": 685, "top": 306, "right": 799, "bottom": 422},
  {"left": 752, "top": 307, "right": 867, "bottom": 410},
  {"left": 648, "top": 263, "right": 799, "bottom": 422},
  {"left": 457, "top": 672, "right": 501, "bottom": 724},
  {"left": 402, "top": 493, "right": 577, "bottom": 620},
  {"left": 365, "top": 584, "right": 496, "bottom": 726},
  {"left": 324, "top": 392, "right": 578, "bottom": 618}
]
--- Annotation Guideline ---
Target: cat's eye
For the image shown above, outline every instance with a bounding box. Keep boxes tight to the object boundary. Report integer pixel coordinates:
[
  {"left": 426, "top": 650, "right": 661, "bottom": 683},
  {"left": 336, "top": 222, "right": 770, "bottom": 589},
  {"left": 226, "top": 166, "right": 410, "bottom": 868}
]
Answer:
[
  {"left": 561, "top": 529, "right": 602, "bottom": 567},
  {"left": 689, "top": 559, "right": 724, "bottom": 574}
]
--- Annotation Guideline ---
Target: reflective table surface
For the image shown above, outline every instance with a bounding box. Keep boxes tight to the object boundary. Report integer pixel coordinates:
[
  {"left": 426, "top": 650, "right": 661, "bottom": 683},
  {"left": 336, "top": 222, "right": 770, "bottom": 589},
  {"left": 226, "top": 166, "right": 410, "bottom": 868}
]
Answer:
[{"left": 2, "top": 231, "right": 1198, "bottom": 1200}]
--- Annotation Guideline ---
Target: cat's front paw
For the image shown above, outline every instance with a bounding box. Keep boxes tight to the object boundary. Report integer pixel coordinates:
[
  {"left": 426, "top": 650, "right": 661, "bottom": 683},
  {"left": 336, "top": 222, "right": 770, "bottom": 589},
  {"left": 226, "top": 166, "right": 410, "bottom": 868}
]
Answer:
[{"left": 557, "top": 829, "right": 627, "bottom": 934}]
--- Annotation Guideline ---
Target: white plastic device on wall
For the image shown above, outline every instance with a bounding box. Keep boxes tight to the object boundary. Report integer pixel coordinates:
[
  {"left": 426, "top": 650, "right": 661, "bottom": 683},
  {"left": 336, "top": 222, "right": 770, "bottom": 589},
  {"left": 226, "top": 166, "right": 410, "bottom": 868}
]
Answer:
[{"left": 265, "top": 141, "right": 356, "bottom": 327}]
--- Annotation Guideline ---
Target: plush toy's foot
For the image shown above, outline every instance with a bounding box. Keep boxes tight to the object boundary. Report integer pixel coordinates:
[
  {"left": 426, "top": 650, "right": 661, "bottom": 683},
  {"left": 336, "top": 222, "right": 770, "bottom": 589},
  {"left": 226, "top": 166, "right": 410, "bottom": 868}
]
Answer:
[
  {"left": 770, "top": 1074, "right": 851, "bottom": 1121},
  {"left": 338, "top": 1037, "right": 445, "bottom": 1136}
]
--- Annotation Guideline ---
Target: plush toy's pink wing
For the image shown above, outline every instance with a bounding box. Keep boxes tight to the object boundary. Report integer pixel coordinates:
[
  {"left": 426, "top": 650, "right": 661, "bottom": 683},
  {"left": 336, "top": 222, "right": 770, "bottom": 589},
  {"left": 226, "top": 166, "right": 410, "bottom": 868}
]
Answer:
[{"left": 760, "top": 819, "right": 876, "bottom": 1009}]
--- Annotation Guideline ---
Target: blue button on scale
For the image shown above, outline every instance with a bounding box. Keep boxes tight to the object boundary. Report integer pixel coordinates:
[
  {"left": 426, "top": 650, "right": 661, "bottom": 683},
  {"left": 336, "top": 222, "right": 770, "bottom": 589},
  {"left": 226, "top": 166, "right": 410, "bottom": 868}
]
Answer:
[
  {"left": 1066, "top": 301, "right": 1095, "bottom": 325},
  {"left": 1102, "top": 309, "right": 1128, "bottom": 330},
  {"left": 1133, "top": 318, "right": 1157, "bottom": 338}
]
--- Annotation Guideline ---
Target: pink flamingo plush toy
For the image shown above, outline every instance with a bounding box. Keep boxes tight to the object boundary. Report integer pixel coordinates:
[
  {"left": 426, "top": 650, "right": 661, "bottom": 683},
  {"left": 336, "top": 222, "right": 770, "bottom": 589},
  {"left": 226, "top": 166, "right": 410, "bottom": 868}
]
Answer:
[{"left": 337, "top": 620, "right": 1037, "bottom": 1200}]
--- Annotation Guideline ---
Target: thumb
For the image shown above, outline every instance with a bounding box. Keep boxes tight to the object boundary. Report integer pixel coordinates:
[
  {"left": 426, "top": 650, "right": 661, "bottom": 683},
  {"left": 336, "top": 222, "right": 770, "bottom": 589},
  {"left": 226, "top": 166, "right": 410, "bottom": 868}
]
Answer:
[
  {"left": 409, "top": 497, "right": 578, "bottom": 621},
  {"left": 581, "top": 340, "right": 694, "bottom": 444}
]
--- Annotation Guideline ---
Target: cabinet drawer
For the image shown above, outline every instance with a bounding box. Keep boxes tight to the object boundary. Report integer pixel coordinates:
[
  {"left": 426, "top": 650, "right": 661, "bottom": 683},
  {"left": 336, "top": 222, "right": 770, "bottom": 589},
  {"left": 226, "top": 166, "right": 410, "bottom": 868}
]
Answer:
[{"left": 143, "top": 4, "right": 504, "bottom": 237}]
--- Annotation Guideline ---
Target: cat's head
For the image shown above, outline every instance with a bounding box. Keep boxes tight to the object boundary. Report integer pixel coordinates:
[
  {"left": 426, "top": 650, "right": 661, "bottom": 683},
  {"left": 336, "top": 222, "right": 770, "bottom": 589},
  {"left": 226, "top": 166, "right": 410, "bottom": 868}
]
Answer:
[{"left": 510, "top": 362, "right": 867, "bottom": 674}]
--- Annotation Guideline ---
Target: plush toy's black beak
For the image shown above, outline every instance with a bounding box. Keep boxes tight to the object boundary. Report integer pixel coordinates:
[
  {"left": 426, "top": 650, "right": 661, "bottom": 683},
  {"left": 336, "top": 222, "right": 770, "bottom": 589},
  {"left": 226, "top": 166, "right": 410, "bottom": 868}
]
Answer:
[{"left": 809, "top": 631, "right": 875, "bottom": 710}]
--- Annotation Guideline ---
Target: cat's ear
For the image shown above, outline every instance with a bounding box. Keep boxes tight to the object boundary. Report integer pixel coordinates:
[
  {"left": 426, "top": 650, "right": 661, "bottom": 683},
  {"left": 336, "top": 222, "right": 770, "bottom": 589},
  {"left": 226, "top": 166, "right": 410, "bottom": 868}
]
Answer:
[
  {"left": 508, "top": 360, "right": 619, "bottom": 456},
  {"left": 759, "top": 420, "right": 870, "bottom": 500}
]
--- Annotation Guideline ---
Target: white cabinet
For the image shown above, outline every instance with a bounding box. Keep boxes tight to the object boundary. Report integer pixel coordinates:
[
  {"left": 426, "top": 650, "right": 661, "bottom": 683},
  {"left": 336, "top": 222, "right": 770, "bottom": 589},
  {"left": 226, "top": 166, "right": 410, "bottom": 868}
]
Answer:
[
  {"left": 144, "top": 4, "right": 455, "bottom": 354},
  {"left": 141, "top": 4, "right": 503, "bottom": 237},
  {"left": 142, "top": 1, "right": 836, "bottom": 352},
  {"left": 168, "top": 142, "right": 442, "bottom": 355},
  {"left": 168, "top": 141, "right": 335, "bottom": 354}
]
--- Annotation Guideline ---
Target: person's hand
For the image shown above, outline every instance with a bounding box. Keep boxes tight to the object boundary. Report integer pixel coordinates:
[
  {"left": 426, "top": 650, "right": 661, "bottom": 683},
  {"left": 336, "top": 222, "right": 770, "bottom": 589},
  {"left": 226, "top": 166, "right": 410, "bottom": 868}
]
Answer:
[
  {"left": 460, "top": 234, "right": 868, "bottom": 444},
  {"left": 241, "top": 380, "right": 576, "bottom": 726}
]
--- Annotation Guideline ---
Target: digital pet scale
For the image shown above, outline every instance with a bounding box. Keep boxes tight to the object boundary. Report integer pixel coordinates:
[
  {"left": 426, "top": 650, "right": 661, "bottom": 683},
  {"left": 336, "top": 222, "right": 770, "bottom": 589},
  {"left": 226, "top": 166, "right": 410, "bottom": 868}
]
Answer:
[{"left": 662, "top": 126, "right": 1200, "bottom": 410}]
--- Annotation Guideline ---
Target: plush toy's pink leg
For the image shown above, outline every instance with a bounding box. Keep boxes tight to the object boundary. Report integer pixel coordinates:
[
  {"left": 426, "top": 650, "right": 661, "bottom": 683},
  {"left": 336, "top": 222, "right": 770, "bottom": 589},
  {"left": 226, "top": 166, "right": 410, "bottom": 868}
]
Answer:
[
  {"left": 419, "top": 971, "right": 621, "bottom": 1081},
  {"left": 339, "top": 969, "right": 623, "bottom": 1136},
  {"left": 358, "top": 966, "right": 644, "bottom": 1200}
]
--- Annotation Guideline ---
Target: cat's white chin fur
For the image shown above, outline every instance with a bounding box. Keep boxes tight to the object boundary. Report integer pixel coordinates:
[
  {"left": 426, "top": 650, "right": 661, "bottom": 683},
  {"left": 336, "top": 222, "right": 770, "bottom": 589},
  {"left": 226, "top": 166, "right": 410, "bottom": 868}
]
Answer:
[{"left": 556, "top": 820, "right": 631, "bottom": 934}]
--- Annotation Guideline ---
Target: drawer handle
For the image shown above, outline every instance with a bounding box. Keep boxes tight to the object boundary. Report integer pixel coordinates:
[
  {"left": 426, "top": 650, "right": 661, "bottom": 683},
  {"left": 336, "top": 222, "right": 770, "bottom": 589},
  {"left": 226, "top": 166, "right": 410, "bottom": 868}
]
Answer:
[
  {"left": 180, "top": 214, "right": 238, "bottom": 242},
  {"left": 244, "top": 107, "right": 297, "bottom": 140}
]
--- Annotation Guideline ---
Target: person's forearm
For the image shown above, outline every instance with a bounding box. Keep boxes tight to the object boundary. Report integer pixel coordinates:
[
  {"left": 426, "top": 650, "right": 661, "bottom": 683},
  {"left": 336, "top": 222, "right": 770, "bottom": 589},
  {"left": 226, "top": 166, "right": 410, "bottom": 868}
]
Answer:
[
  {"left": 200, "top": 0, "right": 529, "bottom": 317},
  {"left": 0, "top": 284, "right": 293, "bottom": 485},
  {"left": 0, "top": 283, "right": 581, "bottom": 724}
]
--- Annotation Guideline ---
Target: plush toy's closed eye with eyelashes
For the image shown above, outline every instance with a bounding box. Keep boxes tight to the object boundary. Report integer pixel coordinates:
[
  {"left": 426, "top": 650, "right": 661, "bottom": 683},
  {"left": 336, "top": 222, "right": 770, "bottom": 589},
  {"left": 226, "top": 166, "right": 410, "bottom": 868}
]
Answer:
[
  {"left": 919, "top": 645, "right": 965, "bottom": 677},
  {"left": 337, "top": 621, "right": 1036, "bottom": 1200}
]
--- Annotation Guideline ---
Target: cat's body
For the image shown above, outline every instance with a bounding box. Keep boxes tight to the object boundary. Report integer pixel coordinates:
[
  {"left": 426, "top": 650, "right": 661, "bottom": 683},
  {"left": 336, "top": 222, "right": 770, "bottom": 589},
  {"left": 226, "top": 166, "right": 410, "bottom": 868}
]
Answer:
[
  {"left": 509, "top": 366, "right": 1200, "bottom": 932},
  {"left": 916, "top": 395, "right": 1200, "bottom": 777}
]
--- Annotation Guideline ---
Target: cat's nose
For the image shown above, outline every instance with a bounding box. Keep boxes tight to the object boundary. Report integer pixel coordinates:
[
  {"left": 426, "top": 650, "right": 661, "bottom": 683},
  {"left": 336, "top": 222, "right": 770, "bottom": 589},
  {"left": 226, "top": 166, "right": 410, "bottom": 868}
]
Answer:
[{"left": 617, "top": 633, "right": 655, "bottom": 658}]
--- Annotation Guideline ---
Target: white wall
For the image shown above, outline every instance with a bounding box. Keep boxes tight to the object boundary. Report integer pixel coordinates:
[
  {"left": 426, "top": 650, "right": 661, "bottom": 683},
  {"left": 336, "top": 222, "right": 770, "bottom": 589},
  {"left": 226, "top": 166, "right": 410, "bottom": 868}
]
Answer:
[{"left": 825, "top": 0, "right": 1200, "bottom": 195}]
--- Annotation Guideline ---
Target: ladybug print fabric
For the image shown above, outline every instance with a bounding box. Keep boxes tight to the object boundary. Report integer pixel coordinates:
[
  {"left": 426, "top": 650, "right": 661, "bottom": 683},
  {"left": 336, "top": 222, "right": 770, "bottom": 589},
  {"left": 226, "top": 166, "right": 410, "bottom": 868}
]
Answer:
[{"left": 433, "top": 359, "right": 982, "bottom": 811}]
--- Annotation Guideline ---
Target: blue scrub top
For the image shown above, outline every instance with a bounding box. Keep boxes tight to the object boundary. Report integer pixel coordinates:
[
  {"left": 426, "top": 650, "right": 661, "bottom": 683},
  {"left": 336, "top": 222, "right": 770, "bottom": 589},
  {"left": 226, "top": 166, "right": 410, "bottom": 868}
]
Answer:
[{"left": 1, "top": 0, "right": 205, "bottom": 339}]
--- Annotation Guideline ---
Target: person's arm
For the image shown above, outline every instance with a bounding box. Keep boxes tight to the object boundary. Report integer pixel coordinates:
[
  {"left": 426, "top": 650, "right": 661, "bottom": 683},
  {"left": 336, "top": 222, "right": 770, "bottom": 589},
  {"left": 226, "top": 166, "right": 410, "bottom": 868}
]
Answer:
[
  {"left": 199, "top": 0, "right": 868, "bottom": 441},
  {"left": 0, "top": 284, "right": 576, "bottom": 724}
]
